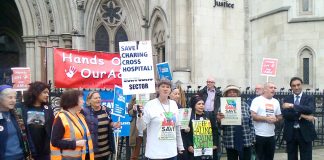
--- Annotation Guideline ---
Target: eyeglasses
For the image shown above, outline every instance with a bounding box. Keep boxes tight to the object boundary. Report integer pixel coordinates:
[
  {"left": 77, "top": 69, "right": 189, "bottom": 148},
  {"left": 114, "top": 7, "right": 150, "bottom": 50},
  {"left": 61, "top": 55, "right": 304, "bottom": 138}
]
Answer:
[{"left": 206, "top": 81, "right": 215, "bottom": 83}]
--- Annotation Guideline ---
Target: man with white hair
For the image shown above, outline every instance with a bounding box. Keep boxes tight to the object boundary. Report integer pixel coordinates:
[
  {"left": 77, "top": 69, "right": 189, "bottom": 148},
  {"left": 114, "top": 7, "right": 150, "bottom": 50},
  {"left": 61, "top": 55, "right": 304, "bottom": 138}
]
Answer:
[{"left": 246, "top": 84, "right": 264, "bottom": 107}]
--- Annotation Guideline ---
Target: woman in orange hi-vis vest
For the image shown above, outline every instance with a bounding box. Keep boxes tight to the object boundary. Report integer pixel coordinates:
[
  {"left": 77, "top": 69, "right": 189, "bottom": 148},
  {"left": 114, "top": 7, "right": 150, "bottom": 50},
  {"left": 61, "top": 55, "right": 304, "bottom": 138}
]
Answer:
[{"left": 50, "top": 90, "right": 94, "bottom": 160}]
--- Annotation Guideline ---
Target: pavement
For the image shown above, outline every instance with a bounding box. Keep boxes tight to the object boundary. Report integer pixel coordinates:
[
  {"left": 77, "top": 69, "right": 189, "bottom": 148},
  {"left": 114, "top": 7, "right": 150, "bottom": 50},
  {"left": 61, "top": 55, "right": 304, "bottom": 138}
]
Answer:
[{"left": 220, "top": 148, "right": 324, "bottom": 160}]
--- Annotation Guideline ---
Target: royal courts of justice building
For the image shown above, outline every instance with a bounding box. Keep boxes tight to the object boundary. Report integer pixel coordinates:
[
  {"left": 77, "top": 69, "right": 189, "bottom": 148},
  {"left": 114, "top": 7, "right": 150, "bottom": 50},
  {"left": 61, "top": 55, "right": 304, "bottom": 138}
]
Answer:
[{"left": 1, "top": 0, "right": 324, "bottom": 89}]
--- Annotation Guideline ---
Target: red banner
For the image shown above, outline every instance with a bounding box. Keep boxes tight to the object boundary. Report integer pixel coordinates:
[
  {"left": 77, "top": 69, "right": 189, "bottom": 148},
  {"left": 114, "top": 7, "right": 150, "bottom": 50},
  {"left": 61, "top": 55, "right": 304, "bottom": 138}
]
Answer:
[
  {"left": 11, "top": 67, "right": 31, "bottom": 90},
  {"left": 54, "top": 48, "right": 121, "bottom": 89}
]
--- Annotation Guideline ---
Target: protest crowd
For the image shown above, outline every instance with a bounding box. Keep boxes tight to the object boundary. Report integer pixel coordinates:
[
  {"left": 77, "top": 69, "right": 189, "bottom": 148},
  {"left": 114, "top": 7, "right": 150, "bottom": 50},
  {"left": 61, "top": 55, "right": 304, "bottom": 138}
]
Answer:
[{"left": 0, "top": 75, "right": 317, "bottom": 160}]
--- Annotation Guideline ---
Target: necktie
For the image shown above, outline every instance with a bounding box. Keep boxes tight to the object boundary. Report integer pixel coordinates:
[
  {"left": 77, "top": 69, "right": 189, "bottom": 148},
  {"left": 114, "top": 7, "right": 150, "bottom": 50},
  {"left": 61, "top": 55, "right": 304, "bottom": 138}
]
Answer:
[
  {"left": 294, "top": 95, "right": 300, "bottom": 105},
  {"left": 294, "top": 95, "right": 301, "bottom": 128}
]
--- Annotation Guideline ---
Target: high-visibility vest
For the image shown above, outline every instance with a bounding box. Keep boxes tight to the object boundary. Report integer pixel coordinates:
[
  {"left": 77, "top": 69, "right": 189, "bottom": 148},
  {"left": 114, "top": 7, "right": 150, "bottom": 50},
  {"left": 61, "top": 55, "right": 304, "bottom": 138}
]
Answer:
[{"left": 50, "top": 110, "right": 94, "bottom": 160}]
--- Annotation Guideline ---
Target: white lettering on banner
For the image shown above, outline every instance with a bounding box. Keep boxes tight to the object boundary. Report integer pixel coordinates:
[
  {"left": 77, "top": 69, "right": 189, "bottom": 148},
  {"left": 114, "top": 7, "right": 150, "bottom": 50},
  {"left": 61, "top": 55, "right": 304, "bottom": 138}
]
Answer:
[
  {"left": 121, "top": 122, "right": 130, "bottom": 125},
  {"left": 118, "top": 95, "right": 125, "bottom": 103},
  {"left": 111, "top": 57, "right": 121, "bottom": 66},
  {"left": 100, "top": 102, "right": 129, "bottom": 110},
  {"left": 81, "top": 68, "right": 121, "bottom": 79},
  {"left": 62, "top": 52, "right": 104, "bottom": 65}
]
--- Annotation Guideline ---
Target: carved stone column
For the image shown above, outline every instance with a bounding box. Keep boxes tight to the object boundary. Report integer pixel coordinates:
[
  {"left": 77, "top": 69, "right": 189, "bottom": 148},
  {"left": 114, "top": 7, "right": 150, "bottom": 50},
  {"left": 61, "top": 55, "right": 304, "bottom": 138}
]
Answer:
[
  {"left": 36, "top": 36, "right": 48, "bottom": 82},
  {"left": 61, "top": 33, "right": 72, "bottom": 49},
  {"left": 71, "top": 0, "right": 86, "bottom": 50},
  {"left": 172, "top": 0, "right": 191, "bottom": 85},
  {"left": 22, "top": 36, "right": 36, "bottom": 81},
  {"left": 48, "top": 35, "right": 60, "bottom": 84}
]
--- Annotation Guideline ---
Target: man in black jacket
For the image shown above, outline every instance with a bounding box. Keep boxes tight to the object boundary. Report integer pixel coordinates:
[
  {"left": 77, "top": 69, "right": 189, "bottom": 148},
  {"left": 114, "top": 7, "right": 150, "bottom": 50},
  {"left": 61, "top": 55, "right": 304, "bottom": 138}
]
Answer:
[
  {"left": 282, "top": 77, "right": 317, "bottom": 160},
  {"left": 198, "top": 77, "right": 222, "bottom": 114}
]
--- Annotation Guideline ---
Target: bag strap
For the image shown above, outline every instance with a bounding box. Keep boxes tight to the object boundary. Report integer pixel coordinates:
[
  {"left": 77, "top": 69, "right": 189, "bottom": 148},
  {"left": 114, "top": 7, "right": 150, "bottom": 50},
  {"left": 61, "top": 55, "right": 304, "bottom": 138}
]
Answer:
[{"left": 11, "top": 108, "right": 33, "bottom": 160}]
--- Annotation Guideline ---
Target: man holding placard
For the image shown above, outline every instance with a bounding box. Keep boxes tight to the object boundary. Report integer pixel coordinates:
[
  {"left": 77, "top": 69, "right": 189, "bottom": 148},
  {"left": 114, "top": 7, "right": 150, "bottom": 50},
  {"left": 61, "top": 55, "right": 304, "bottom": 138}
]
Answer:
[{"left": 250, "top": 82, "right": 282, "bottom": 160}]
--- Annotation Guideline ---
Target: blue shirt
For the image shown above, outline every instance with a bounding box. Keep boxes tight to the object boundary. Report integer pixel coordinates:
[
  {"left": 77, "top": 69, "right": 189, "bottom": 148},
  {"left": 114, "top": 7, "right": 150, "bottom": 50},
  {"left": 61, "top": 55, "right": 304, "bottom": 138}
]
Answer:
[{"left": 3, "top": 112, "right": 24, "bottom": 159}]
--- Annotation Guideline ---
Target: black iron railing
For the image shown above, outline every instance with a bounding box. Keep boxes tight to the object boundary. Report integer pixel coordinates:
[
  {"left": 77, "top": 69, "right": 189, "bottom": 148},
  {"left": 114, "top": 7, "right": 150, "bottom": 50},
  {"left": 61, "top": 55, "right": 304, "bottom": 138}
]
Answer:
[{"left": 11, "top": 82, "right": 324, "bottom": 159}]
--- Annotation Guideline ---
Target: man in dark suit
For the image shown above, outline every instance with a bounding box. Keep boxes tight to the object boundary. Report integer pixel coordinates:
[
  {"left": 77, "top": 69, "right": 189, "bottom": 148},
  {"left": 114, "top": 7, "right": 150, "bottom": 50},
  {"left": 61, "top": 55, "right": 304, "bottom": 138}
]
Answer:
[{"left": 282, "top": 77, "right": 317, "bottom": 160}]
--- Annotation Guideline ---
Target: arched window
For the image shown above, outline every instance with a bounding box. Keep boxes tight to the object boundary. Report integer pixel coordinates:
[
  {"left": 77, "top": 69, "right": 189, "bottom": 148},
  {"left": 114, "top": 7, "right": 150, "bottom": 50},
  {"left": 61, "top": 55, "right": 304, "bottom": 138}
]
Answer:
[
  {"left": 95, "top": 25, "right": 109, "bottom": 52},
  {"left": 152, "top": 18, "right": 166, "bottom": 63},
  {"left": 95, "top": 0, "right": 128, "bottom": 53},
  {"left": 114, "top": 27, "right": 128, "bottom": 52},
  {"left": 0, "top": 34, "right": 19, "bottom": 68},
  {"left": 300, "top": 48, "right": 313, "bottom": 85}
]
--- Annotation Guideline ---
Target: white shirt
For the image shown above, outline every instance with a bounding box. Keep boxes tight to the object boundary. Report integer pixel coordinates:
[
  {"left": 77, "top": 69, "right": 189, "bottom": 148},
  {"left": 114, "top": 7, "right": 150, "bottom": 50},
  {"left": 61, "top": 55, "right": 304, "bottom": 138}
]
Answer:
[
  {"left": 294, "top": 92, "right": 303, "bottom": 104},
  {"left": 137, "top": 98, "right": 184, "bottom": 159},
  {"left": 250, "top": 96, "right": 281, "bottom": 137}
]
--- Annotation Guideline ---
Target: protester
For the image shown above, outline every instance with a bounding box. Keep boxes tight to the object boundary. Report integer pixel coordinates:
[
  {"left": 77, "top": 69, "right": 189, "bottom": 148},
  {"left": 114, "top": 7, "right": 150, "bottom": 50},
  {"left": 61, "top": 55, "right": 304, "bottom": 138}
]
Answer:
[
  {"left": 82, "top": 91, "right": 120, "bottom": 160},
  {"left": 170, "top": 85, "right": 190, "bottom": 160},
  {"left": 0, "top": 85, "right": 32, "bottom": 160},
  {"left": 282, "top": 77, "right": 317, "bottom": 160},
  {"left": 186, "top": 95, "right": 218, "bottom": 160},
  {"left": 198, "top": 76, "right": 221, "bottom": 113},
  {"left": 137, "top": 78, "right": 184, "bottom": 159},
  {"left": 128, "top": 96, "right": 145, "bottom": 160},
  {"left": 170, "top": 84, "right": 187, "bottom": 108},
  {"left": 246, "top": 84, "right": 264, "bottom": 107},
  {"left": 198, "top": 76, "right": 222, "bottom": 160},
  {"left": 250, "top": 82, "right": 282, "bottom": 160},
  {"left": 218, "top": 85, "right": 255, "bottom": 160},
  {"left": 50, "top": 90, "right": 94, "bottom": 160},
  {"left": 17, "top": 81, "right": 54, "bottom": 160}
]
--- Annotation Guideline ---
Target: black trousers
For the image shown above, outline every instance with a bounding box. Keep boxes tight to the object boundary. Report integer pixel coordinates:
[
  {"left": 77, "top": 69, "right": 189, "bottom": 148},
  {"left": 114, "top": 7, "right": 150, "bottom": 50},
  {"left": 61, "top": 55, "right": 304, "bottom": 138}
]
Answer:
[
  {"left": 226, "top": 147, "right": 251, "bottom": 160},
  {"left": 255, "top": 135, "right": 275, "bottom": 160},
  {"left": 286, "top": 128, "right": 312, "bottom": 160}
]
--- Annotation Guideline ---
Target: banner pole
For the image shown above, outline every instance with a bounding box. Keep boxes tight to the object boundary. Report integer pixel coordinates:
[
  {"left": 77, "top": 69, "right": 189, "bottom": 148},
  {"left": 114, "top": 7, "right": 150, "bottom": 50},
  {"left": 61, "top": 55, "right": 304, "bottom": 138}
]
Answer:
[
  {"left": 266, "top": 76, "right": 269, "bottom": 83},
  {"left": 114, "top": 116, "right": 121, "bottom": 160}
]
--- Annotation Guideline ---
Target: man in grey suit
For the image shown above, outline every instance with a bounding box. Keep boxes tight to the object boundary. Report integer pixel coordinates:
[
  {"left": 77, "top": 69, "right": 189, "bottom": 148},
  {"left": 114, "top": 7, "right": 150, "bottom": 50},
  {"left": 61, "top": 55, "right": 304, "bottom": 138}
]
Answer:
[{"left": 282, "top": 77, "right": 317, "bottom": 160}]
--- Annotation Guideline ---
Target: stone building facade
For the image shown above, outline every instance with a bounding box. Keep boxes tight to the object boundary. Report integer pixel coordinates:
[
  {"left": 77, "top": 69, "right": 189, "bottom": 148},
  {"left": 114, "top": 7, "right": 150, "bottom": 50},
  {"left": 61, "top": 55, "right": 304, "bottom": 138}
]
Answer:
[{"left": 1, "top": 0, "right": 324, "bottom": 90}]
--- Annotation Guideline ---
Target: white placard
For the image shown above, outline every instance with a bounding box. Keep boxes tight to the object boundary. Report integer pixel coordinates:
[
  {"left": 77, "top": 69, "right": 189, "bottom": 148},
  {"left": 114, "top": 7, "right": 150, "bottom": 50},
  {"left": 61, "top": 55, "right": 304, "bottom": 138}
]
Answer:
[
  {"left": 220, "top": 97, "right": 242, "bottom": 125},
  {"left": 119, "top": 41, "right": 155, "bottom": 95}
]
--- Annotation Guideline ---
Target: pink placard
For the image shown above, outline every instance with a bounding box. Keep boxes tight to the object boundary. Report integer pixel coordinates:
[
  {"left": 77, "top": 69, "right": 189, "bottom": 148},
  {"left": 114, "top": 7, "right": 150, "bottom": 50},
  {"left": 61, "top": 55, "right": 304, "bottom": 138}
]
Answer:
[{"left": 261, "top": 58, "right": 278, "bottom": 77}]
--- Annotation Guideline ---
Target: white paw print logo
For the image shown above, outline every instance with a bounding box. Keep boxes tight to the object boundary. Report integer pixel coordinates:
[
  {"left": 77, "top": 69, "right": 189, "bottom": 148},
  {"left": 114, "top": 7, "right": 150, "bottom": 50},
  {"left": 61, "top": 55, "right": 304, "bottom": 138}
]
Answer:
[{"left": 65, "top": 66, "right": 77, "bottom": 78}]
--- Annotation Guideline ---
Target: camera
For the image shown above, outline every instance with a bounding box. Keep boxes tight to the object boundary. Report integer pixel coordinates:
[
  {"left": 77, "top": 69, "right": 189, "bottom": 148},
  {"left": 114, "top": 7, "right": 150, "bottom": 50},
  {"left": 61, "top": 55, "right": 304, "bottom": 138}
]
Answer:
[{"left": 137, "top": 105, "right": 142, "bottom": 117}]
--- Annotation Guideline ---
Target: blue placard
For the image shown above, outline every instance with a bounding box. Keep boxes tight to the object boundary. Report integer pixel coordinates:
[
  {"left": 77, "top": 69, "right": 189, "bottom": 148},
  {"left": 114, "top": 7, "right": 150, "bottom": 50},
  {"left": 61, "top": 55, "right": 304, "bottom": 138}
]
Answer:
[
  {"left": 156, "top": 62, "right": 172, "bottom": 80},
  {"left": 113, "top": 86, "right": 126, "bottom": 118},
  {"left": 83, "top": 90, "right": 132, "bottom": 136}
]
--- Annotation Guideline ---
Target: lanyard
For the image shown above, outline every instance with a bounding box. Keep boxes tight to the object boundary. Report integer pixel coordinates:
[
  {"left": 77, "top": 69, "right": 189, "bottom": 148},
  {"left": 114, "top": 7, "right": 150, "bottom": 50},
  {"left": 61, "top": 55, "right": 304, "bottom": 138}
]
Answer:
[
  {"left": 158, "top": 98, "right": 170, "bottom": 113},
  {"left": 159, "top": 99, "right": 174, "bottom": 121}
]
